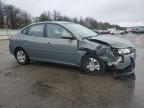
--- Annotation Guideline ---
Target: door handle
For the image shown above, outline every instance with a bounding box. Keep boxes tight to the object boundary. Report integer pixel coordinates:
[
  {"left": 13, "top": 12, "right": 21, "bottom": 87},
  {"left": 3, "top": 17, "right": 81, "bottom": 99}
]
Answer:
[
  {"left": 47, "top": 42, "right": 51, "bottom": 44},
  {"left": 45, "top": 42, "right": 50, "bottom": 46}
]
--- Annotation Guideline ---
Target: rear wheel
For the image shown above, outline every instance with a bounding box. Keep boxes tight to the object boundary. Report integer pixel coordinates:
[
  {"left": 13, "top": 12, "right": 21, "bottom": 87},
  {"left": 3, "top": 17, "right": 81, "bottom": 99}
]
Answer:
[
  {"left": 81, "top": 54, "right": 106, "bottom": 75},
  {"left": 15, "top": 48, "right": 30, "bottom": 65}
]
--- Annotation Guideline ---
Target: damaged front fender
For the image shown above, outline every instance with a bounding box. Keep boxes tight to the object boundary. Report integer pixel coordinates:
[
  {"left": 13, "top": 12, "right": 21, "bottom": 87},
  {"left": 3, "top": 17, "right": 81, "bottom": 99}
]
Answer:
[{"left": 78, "top": 39, "right": 117, "bottom": 65}]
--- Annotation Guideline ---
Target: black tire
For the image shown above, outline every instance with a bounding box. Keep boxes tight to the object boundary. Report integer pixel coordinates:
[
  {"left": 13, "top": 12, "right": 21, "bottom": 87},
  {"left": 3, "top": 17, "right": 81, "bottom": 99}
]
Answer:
[
  {"left": 81, "top": 54, "right": 106, "bottom": 75},
  {"left": 15, "top": 48, "right": 30, "bottom": 65}
]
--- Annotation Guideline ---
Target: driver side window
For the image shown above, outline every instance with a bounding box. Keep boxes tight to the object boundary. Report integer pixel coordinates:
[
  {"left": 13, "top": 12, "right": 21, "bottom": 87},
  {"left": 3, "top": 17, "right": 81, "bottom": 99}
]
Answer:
[{"left": 46, "top": 24, "right": 72, "bottom": 39}]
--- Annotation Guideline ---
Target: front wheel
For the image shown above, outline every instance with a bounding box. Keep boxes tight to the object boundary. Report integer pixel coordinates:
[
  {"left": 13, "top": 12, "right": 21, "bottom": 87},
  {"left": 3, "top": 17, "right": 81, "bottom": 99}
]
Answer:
[{"left": 81, "top": 54, "right": 106, "bottom": 75}]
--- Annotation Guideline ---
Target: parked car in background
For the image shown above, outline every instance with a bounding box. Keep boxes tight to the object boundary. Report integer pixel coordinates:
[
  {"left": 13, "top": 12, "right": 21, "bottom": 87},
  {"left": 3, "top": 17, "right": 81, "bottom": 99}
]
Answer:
[
  {"left": 99, "top": 30, "right": 110, "bottom": 35},
  {"left": 131, "top": 27, "right": 144, "bottom": 34},
  {"left": 9, "top": 21, "right": 136, "bottom": 78},
  {"left": 110, "top": 30, "right": 127, "bottom": 35}
]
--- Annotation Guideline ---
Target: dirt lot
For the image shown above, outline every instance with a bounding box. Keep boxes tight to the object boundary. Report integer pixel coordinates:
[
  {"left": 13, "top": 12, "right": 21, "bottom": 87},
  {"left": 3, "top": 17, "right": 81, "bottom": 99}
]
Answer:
[{"left": 0, "top": 33, "right": 144, "bottom": 108}]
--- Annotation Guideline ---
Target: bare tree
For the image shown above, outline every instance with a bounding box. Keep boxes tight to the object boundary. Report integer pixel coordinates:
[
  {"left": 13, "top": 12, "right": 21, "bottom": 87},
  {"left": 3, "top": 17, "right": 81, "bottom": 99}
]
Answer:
[
  {"left": 4, "top": 4, "right": 31, "bottom": 29},
  {"left": 47, "top": 11, "right": 52, "bottom": 21},
  {"left": 4, "top": 5, "right": 20, "bottom": 29},
  {"left": 39, "top": 13, "right": 48, "bottom": 21},
  {"left": 23, "top": 12, "right": 31, "bottom": 25},
  {"left": 52, "top": 10, "right": 62, "bottom": 20},
  {"left": 39, "top": 11, "right": 53, "bottom": 21},
  {"left": 0, "top": 0, "right": 4, "bottom": 28},
  {"left": 72, "top": 17, "right": 78, "bottom": 23},
  {"left": 16, "top": 10, "right": 31, "bottom": 27}
]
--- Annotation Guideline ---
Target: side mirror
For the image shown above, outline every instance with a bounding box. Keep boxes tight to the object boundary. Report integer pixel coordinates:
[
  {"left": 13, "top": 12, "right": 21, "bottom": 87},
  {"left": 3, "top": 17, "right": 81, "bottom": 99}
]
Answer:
[{"left": 62, "top": 35, "right": 74, "bottom": 39}]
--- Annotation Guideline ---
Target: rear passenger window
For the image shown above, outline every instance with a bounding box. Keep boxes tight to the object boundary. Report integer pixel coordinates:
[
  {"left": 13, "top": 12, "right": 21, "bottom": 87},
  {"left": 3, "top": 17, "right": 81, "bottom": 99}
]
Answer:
[
  {"left": 28, "top": 24, "right": 44, "bottom": 37},
  {"left": 21, "top": 28, "right": 27, "bottom": 35}
]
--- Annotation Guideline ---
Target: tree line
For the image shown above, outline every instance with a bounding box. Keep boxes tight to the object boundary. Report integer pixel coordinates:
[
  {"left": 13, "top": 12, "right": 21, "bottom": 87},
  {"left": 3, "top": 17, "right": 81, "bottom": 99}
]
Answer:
[
  {"left": 0, "top": 1, "right": 124, "bottom": 30},
  {"left": 34, "top": 11, "right": 123, "bottom": 30},
  {"left": 0, "top": 0, "right": 31, "bottom": 29}
]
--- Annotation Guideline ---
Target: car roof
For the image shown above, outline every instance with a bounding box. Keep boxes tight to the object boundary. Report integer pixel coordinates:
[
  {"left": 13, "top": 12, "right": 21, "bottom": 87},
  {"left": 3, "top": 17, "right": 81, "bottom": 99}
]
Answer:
[
  {"left": 33, "top": 21, "right": 74, "bottom": 25},
  {"left": 20, "top": 21, "right": 74, "bottom": 31},
  {"left": 21, "top": 21, "right": 75, "bottom": 32}
]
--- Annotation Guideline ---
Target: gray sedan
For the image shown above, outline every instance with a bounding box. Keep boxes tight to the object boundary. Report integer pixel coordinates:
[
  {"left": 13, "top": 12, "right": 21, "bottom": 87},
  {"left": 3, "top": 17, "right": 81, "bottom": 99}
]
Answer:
[{"left": 9, "top": 21, "right": 136, "bottom": 78}]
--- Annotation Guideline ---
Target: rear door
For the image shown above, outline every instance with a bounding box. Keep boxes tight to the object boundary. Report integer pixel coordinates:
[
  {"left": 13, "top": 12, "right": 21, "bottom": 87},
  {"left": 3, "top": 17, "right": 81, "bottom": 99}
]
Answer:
[{"left": 22, "top": 24, "right": 47, "bottom": 60}]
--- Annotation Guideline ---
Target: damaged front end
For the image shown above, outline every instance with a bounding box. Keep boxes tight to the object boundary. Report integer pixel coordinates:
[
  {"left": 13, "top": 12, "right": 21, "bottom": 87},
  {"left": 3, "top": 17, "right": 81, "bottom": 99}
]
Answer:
[
  {"left": 111, "top": 47, "right": 136, "bottom": 78},
  {"left": 78, "top": 38, "right": 136, "bottom": 78},
  {"left": 102, "top": 47, "right": 136, "bottom": 79}
]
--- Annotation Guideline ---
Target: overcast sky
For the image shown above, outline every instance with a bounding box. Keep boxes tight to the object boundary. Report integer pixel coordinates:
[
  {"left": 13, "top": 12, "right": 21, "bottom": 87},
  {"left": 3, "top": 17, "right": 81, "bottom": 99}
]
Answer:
[{"left": 6, "top": 0, "right": 144, "bottom": 27}]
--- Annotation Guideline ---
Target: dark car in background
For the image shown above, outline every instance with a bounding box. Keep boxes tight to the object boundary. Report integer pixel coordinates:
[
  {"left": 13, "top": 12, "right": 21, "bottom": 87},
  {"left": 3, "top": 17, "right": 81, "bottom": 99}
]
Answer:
[{"left": 9, "top": 21, "right": 136, "bottom": 78}]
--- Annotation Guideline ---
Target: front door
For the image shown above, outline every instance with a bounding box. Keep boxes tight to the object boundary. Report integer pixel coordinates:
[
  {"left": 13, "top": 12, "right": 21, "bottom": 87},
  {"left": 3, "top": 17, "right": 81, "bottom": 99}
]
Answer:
[{"left": 44, "top": 23, "right": 78, "bottom": 65}]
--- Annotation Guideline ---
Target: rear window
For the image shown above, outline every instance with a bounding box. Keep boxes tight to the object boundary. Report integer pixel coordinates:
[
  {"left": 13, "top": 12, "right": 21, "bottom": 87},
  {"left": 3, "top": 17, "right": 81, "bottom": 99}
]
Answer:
[{"left": 27, "top": 24, "right": 44, "bottom": 37}]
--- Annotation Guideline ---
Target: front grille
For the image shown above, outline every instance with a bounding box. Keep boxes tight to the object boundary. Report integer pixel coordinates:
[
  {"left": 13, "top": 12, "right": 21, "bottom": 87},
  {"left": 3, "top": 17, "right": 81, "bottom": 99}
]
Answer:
[
  {"left": 129, "top": 47, "right": 136, "bottom": 53},
  {"left": 111, "top": 48, "right": 118, "bottom": 55}
]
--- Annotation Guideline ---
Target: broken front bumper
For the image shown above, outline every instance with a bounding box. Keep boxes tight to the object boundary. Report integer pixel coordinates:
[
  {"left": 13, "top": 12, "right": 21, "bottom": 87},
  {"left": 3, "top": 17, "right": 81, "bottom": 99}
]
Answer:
[{"left": 113, "top": 52, "right": 136, "bottom": 76}]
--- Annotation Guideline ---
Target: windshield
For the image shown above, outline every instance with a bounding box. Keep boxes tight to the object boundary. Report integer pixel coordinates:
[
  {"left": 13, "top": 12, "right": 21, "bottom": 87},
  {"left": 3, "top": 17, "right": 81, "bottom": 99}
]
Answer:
[{"left": 64, "top": 23, "right": 98, "bottom": 38}]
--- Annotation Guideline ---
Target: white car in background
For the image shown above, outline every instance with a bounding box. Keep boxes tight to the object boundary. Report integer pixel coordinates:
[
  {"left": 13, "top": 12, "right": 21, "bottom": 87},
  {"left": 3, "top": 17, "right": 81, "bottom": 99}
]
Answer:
[{"left": 110, "top": 30, "right": 126, "bottom": 35}]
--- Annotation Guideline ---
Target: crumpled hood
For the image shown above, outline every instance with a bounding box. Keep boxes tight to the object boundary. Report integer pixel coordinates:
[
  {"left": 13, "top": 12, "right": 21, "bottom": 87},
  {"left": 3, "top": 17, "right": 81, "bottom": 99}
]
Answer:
[{"left": 89, "top": 35, "right": 135, "bottom": 48}]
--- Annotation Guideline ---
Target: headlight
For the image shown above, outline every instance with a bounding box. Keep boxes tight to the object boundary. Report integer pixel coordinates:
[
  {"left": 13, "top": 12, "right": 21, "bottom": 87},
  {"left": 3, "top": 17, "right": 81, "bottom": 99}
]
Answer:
[{"left": 118, "top": 48, "right": 131, "bottom": 55}]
